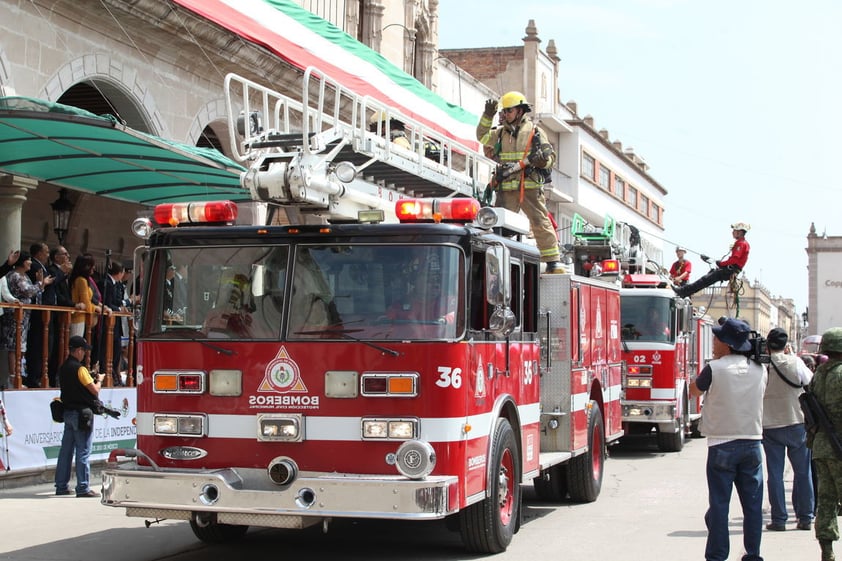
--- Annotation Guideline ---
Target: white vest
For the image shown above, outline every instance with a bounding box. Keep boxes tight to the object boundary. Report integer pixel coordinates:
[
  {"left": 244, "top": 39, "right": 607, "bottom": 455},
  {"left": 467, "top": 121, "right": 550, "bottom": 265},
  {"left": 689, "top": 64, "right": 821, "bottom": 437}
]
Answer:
[
  {"left": 700, "top": 354, "right": 767, "bottom": 440},
  {"left": 763, "top": 353, "right": 805, "bottom": 429}
]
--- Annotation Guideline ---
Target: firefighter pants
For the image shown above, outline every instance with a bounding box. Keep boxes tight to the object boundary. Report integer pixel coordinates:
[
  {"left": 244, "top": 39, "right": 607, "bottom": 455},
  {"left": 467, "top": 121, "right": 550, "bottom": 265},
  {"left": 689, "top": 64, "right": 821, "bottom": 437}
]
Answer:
[{"left": 495, "top": 189, "right": 559, "bottom": 263}]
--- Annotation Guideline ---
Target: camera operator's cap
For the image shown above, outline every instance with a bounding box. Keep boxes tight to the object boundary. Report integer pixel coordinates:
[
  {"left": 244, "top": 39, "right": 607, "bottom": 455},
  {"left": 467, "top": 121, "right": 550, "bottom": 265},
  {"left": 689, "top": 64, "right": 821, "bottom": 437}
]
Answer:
[
  {"left": 69, "top": 335, "right": 91, "bottom": 351},
  {"left": 766, "top": 327, "right": 788, "bottom": 351},
  {"left": 730, "top": 222, "right": 751, "bottom": 232},
  {"left": 712, "top": 318, "right": 752, "bottom": 352}
]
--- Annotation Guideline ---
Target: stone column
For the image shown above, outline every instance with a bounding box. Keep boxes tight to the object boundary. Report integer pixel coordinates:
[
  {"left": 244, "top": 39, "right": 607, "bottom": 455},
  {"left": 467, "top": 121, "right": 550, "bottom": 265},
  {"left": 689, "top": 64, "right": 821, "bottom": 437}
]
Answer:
[{"left": 0, "top": 174, "right": 37, "bottom": 255}]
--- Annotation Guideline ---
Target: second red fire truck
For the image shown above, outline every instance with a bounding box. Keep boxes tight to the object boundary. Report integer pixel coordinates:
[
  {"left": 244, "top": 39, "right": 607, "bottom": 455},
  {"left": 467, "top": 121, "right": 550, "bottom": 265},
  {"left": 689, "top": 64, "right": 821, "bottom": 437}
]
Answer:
[
  {"left": 101, "top": 69, "right": 623, "bottom": 553},
  {"left": 567, "top": 213, "right": 714, "bottom": 451}
]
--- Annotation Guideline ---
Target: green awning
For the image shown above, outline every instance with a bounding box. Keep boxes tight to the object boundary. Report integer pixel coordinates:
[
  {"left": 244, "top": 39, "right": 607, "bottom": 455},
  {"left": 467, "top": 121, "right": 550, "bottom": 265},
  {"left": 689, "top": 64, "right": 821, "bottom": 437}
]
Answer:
[{"left": 0, "top": 96, "right": 250, "bottom": 206}]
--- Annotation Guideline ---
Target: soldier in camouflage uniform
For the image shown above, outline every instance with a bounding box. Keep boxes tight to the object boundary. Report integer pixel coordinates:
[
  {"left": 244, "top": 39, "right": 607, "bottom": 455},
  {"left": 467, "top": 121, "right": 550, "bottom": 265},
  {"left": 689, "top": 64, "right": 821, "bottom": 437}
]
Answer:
[{"left": 809, "top": 327, "right": 842, "bottom": 561}]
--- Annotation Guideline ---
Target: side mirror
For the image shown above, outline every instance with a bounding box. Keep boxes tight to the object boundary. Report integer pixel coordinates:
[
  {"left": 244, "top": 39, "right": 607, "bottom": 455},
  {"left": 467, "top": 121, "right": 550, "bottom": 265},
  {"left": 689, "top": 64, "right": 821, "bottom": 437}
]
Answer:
[{"left": 485, "top": 244, "right": 511, "bottom": 307}]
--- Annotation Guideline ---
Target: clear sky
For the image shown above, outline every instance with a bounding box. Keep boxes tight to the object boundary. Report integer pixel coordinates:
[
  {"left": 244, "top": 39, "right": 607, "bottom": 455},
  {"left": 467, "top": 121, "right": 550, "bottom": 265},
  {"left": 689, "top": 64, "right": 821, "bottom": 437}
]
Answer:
[{"left": 438, "top": 0, "right": 840, "bottom": 314}]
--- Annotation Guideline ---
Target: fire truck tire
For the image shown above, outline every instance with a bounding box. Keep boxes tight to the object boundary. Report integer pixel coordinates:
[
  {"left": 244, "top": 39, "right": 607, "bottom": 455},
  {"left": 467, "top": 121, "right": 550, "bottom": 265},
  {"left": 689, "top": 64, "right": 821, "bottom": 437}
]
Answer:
[
  {"left": 189, "top": 515, "right": 249, "bottom": 543},
  {"left": 532, "top": 463, "right": 568, "bottom": 502},
  {"left": 657, "top": 420, "right": 686, "bottom": 452},
  {"left": 459, "top": 417, "right": 521, "bottom": 553},
  {"left": 567, "top": 402, "right": 605, "bottom": 503}
]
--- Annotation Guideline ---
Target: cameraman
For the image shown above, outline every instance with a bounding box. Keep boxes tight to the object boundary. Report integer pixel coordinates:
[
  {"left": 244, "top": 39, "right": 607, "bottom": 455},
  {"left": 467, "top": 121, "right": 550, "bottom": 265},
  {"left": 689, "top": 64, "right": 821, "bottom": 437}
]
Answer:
[
  {"left": 762, "top": 328, "right": 814, "bottom": 532},
  {"left": 689, "top": 317, "right": 767, "bottom": 561},
  {"left": 54, "top": 335, "right": 104, "bottom": 498}
]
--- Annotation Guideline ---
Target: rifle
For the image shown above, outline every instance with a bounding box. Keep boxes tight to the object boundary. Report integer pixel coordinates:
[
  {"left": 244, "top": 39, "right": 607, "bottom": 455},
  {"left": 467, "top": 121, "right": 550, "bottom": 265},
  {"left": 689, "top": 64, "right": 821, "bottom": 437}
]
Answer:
[{"left": 800, "top": 386, "right": 842, "bottom": 460}]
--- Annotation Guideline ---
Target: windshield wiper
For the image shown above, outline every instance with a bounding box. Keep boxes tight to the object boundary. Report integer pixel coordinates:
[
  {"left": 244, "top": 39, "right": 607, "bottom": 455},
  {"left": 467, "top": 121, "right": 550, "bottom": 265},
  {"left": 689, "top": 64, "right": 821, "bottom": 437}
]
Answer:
[
  {"left": 294, "top": 328, "right": 400, "bottom": 357},
  {"left": 143, "top": 328, "right": 236, "bottom": 356}
]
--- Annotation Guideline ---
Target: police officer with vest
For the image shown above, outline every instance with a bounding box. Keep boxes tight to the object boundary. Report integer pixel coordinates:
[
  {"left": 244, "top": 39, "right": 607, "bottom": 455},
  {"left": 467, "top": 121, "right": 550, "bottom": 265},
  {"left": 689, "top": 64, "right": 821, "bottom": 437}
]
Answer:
[
  {"left": 477, "top": 92, "right": 562, "bottom": 273},
  {"left": 810, "top": 327, "right": 842, "bottom": 561},
  {"left": 54, "top": 335, "right": 104, "bottom": 498}
]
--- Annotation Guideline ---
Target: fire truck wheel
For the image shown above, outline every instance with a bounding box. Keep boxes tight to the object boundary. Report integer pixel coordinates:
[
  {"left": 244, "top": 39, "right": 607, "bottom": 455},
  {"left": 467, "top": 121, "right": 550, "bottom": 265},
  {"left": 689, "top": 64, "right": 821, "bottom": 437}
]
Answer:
[
  {"left": 459, "top": 417, "right": 521, "bottom": 553},
  {"left": 189, "top": 514, "right": 249, "bottom": 543},
  {"left": 533, "top": 463, "right": 568, "bottom": 502},
  {"left": 567, "top": 402, "right": 605, "bottom": 503},
  {"left": 656, "top": 420, "right": 686, "bottom": 452},
  {"left": 656, "top": 395, "right": 686, "bottom": 452}
]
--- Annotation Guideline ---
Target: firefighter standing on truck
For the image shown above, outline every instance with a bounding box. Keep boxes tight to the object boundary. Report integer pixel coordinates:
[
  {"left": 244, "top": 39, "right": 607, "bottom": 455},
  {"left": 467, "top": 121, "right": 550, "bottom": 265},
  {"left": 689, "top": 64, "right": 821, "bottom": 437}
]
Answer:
[{"left": 477, "top": 92, "right": 563, "bottom": 273}]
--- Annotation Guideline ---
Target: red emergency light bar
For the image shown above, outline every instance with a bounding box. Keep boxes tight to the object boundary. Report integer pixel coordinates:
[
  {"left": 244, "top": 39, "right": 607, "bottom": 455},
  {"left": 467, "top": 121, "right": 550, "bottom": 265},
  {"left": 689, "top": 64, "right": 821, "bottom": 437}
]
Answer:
[
  {"left": 154, "top": 200, "right": 238, "bottom": 227},
  {"left": 623, "top": 273, "right": 664, "bottom": 287},
  {"left": 395, "top": 197, "right": 480, "bottom": 223},
  {"left": 600, "top": 259, "right": 620, "bottom": 273}
]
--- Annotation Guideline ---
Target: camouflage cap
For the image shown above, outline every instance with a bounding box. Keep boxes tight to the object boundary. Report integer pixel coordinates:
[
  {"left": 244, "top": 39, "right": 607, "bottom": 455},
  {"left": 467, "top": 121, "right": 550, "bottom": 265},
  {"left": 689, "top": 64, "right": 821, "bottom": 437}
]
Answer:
[{"left": 820, "top": 327, "right": 842, "bottom": 353}]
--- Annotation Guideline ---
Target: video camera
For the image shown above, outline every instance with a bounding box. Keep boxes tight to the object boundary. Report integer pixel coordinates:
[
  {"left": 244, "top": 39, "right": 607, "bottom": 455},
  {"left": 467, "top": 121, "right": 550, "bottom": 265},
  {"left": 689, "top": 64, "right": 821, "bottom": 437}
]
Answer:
[
  {"left": 92, "top": 399, "right": 121, "bottom": 419},
  {"left": 748, "top": 331, "right": 770, "bottom": 364},
  {"left": 716, "top": 316, "right": 770, "bottom": 364}
]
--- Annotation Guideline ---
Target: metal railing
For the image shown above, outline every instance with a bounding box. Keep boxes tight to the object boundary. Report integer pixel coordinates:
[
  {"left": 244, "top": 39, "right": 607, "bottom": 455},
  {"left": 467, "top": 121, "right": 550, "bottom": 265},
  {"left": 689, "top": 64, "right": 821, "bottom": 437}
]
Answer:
[{"left": 0, "top": 302, "right": 135, "bottom": 389}]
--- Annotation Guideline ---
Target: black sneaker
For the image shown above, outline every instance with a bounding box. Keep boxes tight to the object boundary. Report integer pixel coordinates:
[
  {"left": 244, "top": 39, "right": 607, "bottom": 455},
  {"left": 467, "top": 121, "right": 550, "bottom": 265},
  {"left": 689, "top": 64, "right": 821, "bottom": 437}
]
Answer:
[
  {"left": 55, "top": 488, "right": 72, "bottom": 496},
  {"left": 76, "top": 490, "right": 100, "bottom": 498},
  {"left": 766, "top": 523, "right": 786, "bottom": 531}
]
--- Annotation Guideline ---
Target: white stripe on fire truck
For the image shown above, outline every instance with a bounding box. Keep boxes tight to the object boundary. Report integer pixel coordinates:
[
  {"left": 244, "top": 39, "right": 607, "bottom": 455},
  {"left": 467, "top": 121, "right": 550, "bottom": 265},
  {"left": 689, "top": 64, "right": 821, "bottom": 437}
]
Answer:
[
  {"left": 135, "top": 403, "right": 541, "bottom": 442},
  {"left": 570, "top": 383, "right": 623, "bottom": 412},
  {"left": 649, "top": 389, "right": 679, "bottom": 400}
]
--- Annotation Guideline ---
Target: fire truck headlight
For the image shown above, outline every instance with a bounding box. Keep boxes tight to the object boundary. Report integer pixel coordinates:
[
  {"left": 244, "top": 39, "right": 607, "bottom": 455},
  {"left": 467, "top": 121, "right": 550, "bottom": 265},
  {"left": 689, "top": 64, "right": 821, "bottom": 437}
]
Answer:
[
  {"left": 362, "top": 420, "right": 388, "bottom": 438},
  {"left": 626, "top": 378, "right": 652, "bottom": 388},
  {"left": 209, "top": 369, "right": 242, "bottom": 396},
  {"left": 362, "top": 419, "right": 418, "bottom": 440},
  {"left": 178, "top": 416, "right": 205, "bottom": 436},
  {"left": 258, "top": 414, "right": 304, "bottom": 442},
  {"left": 131, "top": 217, "right": 154, "bottom": 239},
  {"left": 154, "top": 416, "right": 178, "bottom": 434},
  {"left": 153, "top": 414, "right": 206, "bottom": 436},
  {"left": 395, "top": 440, "right": 436, "bottom": 480}
]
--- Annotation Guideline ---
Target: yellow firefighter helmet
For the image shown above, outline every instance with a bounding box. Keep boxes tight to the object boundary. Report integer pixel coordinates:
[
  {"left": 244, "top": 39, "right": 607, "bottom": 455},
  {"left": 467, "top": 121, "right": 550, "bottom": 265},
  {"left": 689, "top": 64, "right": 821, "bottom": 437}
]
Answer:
[
  {"left": 369, "top": 110, "right": 404, "bottom": 127},
  {"left": 499, "top": 91, "right": 531, "bottom": 113}
]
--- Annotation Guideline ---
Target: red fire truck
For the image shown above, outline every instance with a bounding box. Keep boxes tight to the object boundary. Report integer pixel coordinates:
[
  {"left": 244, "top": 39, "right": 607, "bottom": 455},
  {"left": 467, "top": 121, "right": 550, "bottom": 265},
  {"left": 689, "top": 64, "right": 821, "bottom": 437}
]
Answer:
[
  {"left": 101, "top": 70, "right": 623, "bottom": 553},
  {"left": 566, "top": 214, "right": 713, "bottom": 451}
]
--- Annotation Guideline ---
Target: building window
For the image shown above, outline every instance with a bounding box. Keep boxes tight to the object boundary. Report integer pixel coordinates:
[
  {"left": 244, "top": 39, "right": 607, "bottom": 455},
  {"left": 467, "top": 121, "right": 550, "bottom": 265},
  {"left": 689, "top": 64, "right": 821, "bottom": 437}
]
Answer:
[
  {"left": 652, "top": 205, "right": 662, "bottom": 224},
  {"left": 582, "top": 152, "right": 595, "bottom": 180},
  {"left": 614, "top": 176, "right": 625, "bottom": 198},
  {"left": 627, "top": 186, "right": 638, "bottom": 208},
  {"left": 598, "top": 165, "right": 610, "bottom": 190},
  {"left": 640, "top": 194, "right": 650, "bottom": 215}
]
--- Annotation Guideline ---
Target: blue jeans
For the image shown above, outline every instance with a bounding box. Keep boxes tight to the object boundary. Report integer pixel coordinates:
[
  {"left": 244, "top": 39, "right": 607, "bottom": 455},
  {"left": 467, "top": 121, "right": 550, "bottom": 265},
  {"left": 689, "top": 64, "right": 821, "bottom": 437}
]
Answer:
[
  {"left": 705, "top": 440, "right": 764, "bottom": 561},
  {"left": 763, "top": 424, "right": 814, "bottom": 524},
  {"left": 54, "top": 409, "right": 94, "bottom": 495}
]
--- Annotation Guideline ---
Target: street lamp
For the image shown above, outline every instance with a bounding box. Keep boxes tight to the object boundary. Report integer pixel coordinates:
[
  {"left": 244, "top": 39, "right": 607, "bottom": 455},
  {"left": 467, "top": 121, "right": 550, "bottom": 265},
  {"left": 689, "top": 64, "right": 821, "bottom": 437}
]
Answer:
[{"left": 51, "top": 188, "right": 74, "bottom": 245}]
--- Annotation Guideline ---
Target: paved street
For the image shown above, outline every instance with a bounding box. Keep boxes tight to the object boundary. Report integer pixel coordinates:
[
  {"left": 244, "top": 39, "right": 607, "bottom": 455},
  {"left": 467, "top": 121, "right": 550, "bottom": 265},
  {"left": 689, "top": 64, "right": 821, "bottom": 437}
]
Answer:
[{"left": 0, "top": 436, "right": 821, "bottom": 561}]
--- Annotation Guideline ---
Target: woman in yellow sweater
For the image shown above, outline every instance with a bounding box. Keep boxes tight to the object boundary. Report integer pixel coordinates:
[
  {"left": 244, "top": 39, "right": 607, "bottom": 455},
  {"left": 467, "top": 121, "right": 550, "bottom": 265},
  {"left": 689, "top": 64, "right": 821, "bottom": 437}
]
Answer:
[{"left": 69, "top": 254, "right": 104, "bottom": 338}]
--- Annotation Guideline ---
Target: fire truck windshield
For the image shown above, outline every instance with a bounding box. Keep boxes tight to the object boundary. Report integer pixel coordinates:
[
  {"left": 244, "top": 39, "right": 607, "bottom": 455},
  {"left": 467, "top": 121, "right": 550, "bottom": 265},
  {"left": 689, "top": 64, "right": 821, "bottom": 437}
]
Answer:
[
  {"left": 621, "top": 296, "right": 675, "bottom": 343},
  {"left": 140, "top": 243, "right": 464, "bottom": 341}
]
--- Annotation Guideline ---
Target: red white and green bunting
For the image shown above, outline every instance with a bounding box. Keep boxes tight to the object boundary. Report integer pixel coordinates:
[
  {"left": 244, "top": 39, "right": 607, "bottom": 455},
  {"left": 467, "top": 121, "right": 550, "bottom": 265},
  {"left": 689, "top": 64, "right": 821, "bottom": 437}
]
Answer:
[{"left": 174, "top": 0, "right": 479, "bottom": 147}]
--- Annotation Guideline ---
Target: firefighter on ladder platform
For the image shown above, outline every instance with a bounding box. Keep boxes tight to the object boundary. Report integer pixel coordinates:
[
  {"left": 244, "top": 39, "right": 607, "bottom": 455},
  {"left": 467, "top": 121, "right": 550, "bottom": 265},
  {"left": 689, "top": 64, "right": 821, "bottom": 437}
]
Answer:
[
  {"left": 674, "top": 222, "right": 750, "bottom": 298},
  {"left": 477, "top": 91, "right": 564, "bottom": 273}
]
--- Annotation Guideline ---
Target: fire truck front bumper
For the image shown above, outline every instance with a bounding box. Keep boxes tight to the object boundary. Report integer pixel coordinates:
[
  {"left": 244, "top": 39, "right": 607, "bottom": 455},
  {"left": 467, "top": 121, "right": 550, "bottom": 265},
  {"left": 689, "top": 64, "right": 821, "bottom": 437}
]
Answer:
[
  {"left": 622, "top": 400, "right": 676, "bottom": 424},
  {"left": 101, "top": 459, "right": 459, "bottom": 528}
]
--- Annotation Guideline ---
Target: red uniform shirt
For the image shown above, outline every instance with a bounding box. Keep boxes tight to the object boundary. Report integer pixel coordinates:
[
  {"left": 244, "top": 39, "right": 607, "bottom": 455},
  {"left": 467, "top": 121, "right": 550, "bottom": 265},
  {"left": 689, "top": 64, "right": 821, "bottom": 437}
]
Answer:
[{"left": 720, "top": 238, "right": 750, "bottom": 269}]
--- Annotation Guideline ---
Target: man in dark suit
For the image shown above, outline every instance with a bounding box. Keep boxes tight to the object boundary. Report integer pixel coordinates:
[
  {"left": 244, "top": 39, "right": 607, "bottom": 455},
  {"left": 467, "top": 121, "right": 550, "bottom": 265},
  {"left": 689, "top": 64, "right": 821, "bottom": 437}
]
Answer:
[
  {"left": 25, "top": 242, "right": 52, "bottom": 387},
  {"left": 46, "top": 246, "right": 73, "bottom": 387},
  {"left": 100, "top": 261, "right": 127, "bottom": 386}
]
